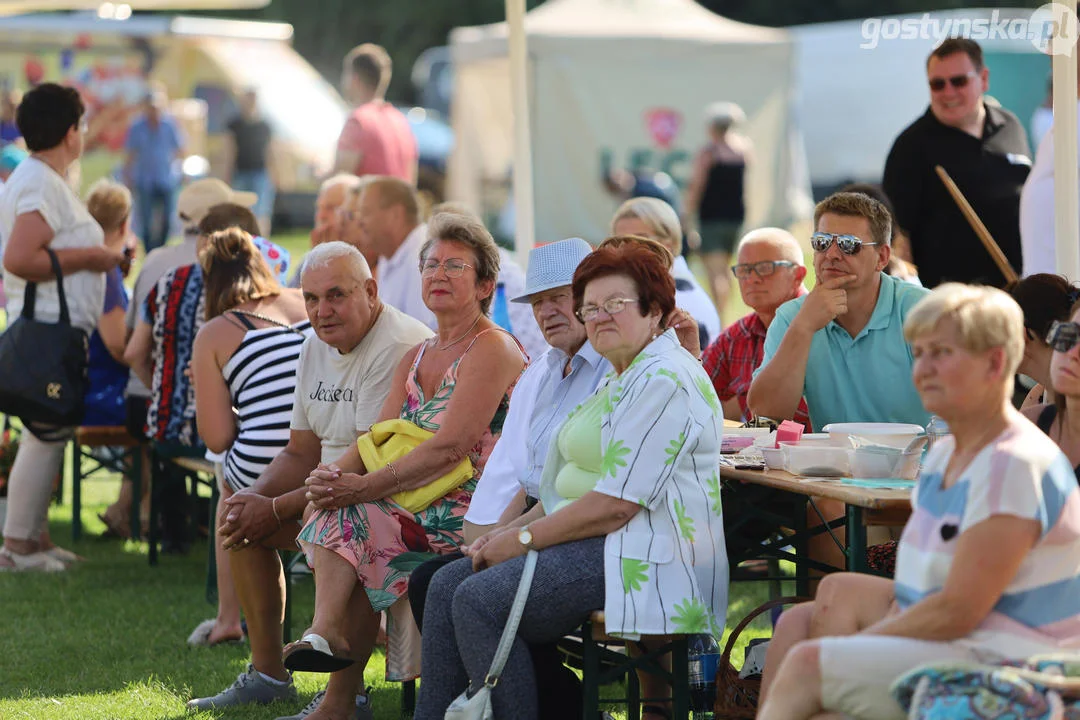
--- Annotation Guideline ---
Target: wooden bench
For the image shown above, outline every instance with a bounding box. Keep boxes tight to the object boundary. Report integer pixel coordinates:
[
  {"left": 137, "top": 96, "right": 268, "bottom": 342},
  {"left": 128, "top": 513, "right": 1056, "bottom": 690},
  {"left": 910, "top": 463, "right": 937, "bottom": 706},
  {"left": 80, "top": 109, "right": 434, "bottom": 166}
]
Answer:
[
  {"left": 69, "top": 425, "right": 142, "bottom": 542},
  {"left": 147, "top": 450, "right": 216, "bottom": 567},
  {"left": 562, "top": 611, "right": 690, "bottom": 719}
]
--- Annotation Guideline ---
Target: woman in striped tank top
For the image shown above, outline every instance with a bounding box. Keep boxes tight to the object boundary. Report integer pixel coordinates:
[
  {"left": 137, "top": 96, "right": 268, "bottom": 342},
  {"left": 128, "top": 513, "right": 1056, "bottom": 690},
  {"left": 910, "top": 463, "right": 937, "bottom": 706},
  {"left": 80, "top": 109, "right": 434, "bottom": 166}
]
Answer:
[{"left": 191, "top": 228, "right": 311, "bottom": 646}]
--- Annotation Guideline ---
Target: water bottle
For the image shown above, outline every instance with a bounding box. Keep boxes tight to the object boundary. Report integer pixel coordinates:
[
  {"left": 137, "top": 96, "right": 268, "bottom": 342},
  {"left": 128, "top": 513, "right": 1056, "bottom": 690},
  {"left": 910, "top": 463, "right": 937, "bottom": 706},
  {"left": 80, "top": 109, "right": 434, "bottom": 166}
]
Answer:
[
  {"left": 492, "top": 283, "right": 512, "bottom": 332},
  {"left": 688, "top": 632, "right": 720, "bottom": 719},
  {"left": 926, "top": 415, "right": 950, "bottom": 451}
]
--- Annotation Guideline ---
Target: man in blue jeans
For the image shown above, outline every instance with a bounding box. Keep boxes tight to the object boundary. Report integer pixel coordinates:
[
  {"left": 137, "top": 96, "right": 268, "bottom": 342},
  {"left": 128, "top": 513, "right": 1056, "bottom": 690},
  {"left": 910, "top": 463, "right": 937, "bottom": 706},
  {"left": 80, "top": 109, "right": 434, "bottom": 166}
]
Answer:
[{"left": 124, "top": 89, "right": 184, "bottom": 252}]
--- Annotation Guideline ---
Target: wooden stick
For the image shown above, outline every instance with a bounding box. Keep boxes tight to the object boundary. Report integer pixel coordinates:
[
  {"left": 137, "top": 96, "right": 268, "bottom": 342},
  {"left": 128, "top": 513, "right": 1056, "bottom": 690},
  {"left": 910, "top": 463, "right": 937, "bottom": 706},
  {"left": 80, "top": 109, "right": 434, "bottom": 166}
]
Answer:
[{"left": 934, "top": 165, "right": 1019, "bottom": 284}]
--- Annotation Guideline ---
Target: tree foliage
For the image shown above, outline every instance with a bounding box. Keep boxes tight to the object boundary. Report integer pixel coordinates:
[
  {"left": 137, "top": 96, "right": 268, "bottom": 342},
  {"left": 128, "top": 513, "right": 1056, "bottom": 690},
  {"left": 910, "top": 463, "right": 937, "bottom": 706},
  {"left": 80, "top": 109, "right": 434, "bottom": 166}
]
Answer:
[{"left": 202, "top": 0, "right": 1042, "bottom": 103}]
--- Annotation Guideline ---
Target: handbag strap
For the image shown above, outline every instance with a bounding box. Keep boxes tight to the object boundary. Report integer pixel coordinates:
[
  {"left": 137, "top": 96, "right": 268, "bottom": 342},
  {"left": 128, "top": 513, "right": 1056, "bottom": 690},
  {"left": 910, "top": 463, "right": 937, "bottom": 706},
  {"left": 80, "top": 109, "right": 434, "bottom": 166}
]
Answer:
[
  {"left": 20, "top": 248, "right": 70, "bottom": 325},
  {"left": 482, "top": 549, "right": 539, "bottom": 688}
]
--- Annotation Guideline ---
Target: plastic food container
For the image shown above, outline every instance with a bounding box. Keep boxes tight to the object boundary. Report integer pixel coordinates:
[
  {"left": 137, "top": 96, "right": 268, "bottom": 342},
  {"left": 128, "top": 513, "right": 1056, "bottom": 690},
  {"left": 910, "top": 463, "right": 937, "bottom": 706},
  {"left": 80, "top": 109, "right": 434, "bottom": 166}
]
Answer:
[
  {"left": 779, "top": 443, "right": 850, "bottom": 477},
  {"left": 822, "top": 422, "right": 925, "bottom": 449},
  {"left": 762, "top": 447, "right": 787, "bottom": 470},
  {"left": 848, "top": 447, "right": 922, "bottom": 480}
]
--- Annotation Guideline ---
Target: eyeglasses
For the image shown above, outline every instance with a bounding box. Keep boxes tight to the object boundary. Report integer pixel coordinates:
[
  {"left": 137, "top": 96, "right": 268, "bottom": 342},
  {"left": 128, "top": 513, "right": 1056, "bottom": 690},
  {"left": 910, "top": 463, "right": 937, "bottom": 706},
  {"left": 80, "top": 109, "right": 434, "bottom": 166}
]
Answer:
[
  {"left": 810, "top": 232, "right": 881, "bottom": 256},
  {"left": 1047, "top": 321, "right": 1080, "bottom": 353},
  {"left": 576, "top": 297, "right": 638, "bottom": 323},
  {"left": 928, "top": 71, "right": 978, "bottom": 92},
  {"left": 420, "top": 258, "right": 474, "bottom": 278},
  {"left": 731, "top": 260, "right": 797, "bottom": 280}
]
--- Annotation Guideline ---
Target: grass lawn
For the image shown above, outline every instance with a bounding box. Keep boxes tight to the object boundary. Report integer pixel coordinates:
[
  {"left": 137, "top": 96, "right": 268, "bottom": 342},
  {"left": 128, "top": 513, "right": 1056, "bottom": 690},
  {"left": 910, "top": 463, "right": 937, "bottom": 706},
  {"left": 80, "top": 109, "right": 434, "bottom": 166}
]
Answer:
[{"left": 0, "top": 462, "right": 784, "bottom": 720}]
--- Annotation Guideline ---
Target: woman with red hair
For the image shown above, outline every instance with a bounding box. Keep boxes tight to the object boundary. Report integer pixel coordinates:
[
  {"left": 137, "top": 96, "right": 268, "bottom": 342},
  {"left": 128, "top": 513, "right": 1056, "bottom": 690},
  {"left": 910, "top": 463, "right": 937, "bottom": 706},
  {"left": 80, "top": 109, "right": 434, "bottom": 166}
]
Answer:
[{"left": 412, "top": 239, "right": 729, "bottom": 720}]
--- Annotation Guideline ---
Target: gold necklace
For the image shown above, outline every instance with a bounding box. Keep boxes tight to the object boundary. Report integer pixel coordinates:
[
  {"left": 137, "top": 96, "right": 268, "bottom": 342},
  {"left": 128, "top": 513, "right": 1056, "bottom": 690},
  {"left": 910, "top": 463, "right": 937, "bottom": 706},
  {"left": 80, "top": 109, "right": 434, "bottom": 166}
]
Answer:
[{"left": 433, "top": 314, "right": 482, "bottom": 351}]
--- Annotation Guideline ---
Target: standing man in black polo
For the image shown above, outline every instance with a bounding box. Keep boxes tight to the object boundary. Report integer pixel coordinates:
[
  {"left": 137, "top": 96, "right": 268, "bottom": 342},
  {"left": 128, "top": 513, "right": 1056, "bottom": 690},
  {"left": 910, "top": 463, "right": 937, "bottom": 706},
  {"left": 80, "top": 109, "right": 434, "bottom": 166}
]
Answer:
[{"left": 883, "top": 38, "right": 1031, "bottom": 288}]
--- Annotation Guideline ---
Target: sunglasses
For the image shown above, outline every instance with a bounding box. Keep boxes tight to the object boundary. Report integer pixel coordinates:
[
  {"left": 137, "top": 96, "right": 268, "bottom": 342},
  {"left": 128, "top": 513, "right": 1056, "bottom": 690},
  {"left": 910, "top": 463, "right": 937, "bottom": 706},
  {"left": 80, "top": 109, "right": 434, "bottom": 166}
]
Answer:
[
  {"left": 810, "top": 232, "right": 881, "bottom": 256},
  {"left": 928, "top": 71, "right": 978, "bottom": 92},
  {"left": 1048, "top": 321, "right": 1080, "bottom": 353},
  {"left": 731, "top": 260, "right": 797, "bottom": 280}
]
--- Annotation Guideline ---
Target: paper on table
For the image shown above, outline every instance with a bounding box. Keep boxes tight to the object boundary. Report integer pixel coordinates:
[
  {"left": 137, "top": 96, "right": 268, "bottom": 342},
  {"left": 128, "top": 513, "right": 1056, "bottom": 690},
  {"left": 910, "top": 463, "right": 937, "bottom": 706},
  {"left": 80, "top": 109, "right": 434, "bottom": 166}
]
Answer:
[{"left": 840, "top": 478, "right": 916, "bottom": 489}]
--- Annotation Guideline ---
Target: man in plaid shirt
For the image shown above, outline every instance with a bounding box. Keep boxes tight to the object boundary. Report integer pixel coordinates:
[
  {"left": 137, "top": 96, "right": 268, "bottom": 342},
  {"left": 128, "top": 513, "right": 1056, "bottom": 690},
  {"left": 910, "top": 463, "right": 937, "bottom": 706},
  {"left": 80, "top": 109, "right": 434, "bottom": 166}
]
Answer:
[{"left": 702, "top": 227, "right": 810, "bottom": 428}]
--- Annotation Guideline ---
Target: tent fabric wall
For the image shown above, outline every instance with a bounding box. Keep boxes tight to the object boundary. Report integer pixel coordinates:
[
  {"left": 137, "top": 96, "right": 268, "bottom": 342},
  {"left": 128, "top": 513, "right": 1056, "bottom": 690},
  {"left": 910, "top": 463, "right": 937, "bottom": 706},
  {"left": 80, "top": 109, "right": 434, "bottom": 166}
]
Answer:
[{"left": 449, "top": 0, "right": 813, "bottom": 245}]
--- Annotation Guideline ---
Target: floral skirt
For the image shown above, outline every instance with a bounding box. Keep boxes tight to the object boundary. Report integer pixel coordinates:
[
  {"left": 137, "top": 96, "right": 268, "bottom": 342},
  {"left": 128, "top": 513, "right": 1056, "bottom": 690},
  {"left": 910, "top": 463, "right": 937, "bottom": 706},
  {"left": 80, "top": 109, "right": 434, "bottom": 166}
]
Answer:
[{"left": 296, "top": 482, "right": 474, "bottom": 613}]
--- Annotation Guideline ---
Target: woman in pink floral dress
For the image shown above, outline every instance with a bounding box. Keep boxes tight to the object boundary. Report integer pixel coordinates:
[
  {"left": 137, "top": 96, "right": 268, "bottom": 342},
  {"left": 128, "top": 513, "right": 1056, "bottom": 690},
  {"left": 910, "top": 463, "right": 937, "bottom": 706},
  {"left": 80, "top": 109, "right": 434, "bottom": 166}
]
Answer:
[{"left": 285, "top": 213, "right": 527, "bottom": 720}]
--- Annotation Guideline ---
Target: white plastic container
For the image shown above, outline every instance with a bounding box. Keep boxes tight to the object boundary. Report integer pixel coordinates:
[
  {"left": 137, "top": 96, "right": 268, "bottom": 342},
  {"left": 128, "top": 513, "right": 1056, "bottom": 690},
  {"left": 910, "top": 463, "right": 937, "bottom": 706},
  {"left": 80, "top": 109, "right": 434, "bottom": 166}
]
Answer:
[
  {"left": 848, "top": 447, "right": 922, "bottom": 480},
  {"left": 762, "top": 447, "right": 787, "bottom": 470},
  {"left": 780, "top": 443, "right": 850, "bottom": 477},
  {"left": 822, "top": 422, "right": 925, "bottom": 449}
]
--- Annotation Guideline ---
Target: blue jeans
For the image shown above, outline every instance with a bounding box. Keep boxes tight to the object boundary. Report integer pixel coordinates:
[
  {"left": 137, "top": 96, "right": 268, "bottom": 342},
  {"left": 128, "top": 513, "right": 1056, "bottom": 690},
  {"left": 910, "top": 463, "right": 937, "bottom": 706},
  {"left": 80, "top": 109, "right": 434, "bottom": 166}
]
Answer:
[
  {"left": 232, "top": 169, "right": 276, "bottom": 224},
  {"left": 134, "top": 185, "right": 178, "bottom": 253}
]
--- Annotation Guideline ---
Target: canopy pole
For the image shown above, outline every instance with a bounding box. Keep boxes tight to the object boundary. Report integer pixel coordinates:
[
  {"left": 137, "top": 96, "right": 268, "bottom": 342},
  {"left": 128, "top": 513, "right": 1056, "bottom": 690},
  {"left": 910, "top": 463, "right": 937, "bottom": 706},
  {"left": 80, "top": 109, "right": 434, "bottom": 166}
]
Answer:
[
  {"left": 1053, "top": 1, "right": 1080, "bottom": 282},
  {"left": 506, "top": 0, "right": 535, "bottom": 265}
]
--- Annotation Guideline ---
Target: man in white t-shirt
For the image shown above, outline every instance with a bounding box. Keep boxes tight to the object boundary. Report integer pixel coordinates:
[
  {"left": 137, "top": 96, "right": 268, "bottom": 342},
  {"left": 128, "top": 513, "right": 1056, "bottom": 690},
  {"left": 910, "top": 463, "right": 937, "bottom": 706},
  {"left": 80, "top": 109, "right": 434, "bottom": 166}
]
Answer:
[{"left": 188, "top": 241, "right": 431, "bottom": 719}]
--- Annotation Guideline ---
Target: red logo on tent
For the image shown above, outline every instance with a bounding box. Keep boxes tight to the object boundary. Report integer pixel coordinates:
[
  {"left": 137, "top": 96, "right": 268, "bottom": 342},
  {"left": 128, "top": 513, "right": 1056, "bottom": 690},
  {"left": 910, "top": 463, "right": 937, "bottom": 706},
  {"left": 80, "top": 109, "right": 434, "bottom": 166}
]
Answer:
[{"left": 644, "top": 108, "right": 682, "bottom": 149}]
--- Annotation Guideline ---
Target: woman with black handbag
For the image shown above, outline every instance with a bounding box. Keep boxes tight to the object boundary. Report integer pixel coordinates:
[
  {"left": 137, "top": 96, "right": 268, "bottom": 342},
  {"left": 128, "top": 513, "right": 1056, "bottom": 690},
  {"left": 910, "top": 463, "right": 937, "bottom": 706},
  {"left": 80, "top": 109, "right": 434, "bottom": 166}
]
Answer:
[{"left": 0, "top": 83, "right": 125, "bottom": 571}]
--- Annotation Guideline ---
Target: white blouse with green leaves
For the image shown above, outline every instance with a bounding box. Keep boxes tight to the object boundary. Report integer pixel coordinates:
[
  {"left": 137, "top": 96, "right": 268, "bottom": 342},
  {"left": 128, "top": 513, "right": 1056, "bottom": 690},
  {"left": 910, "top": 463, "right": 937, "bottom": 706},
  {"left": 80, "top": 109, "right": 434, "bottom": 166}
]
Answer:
[{"left": 539, "top": 328, "right": 729, "bottom": 638}]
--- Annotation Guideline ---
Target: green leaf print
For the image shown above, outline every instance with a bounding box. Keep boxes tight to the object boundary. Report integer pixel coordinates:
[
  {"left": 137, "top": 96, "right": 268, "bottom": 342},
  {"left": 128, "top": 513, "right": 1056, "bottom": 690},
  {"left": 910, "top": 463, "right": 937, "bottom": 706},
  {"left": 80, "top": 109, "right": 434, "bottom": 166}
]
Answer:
[
  {"left": 671, "top": 597, "right": 712, "bottom": 634},
  {"left": 656, "top": 367, "right": 680, "bottom": 385},
  {"left": 695, "top": 376, "right": 721, "bottom": 415},
  {"left": 601, "top": 439, "right": 632, "bottom": 478},
  {"left": 664, "top": 432, "right": 687, "bottom": 466},
  {"left": 387, "top": 551, "right": 438, "bottom": 574},
  {"left": 622, "top": 557, "right": 650, "bottom": 593},
  {"left": 705, "top": 472, "right": 723, "bottom": 517},
  {"left": 674, "top": 499, "right": 696, "bottom": 542}
]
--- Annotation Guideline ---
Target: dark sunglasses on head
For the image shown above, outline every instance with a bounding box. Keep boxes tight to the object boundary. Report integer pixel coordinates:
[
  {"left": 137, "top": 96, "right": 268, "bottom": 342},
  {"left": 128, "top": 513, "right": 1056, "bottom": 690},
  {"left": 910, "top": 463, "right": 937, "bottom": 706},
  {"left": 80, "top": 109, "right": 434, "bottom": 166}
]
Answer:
[
  {"left": 810, "top": 232, "right": 881, "bottom": 256},
  {"left": 1047, "top": 320, "right": 1080, "bottom": 353},
  {"left": 928, "top": 71, "right": 978, "bottom": 92}
]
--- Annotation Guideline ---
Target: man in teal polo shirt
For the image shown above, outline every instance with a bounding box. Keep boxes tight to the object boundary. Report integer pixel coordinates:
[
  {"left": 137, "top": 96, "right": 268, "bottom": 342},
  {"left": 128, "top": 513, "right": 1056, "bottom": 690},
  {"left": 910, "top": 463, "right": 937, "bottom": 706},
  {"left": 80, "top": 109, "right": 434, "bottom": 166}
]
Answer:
[{"left": 748, "top": 191, "right": 930, "bottom": 431}]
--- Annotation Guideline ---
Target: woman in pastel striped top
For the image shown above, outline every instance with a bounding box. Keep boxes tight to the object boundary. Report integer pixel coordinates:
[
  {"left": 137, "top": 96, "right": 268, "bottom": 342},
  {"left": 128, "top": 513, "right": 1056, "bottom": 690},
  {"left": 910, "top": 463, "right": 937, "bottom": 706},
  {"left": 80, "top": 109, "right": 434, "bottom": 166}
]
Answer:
[{"left": 759, "top": 284, "right": 1080, "bottom": 720}]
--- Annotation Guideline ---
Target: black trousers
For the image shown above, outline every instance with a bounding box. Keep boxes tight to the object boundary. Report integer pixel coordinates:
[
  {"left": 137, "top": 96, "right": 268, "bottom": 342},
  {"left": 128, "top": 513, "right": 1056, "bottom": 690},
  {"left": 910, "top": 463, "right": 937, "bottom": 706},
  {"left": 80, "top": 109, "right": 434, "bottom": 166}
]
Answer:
[{"left": 408, "top": 551, "right": 583, "bottom": 715}]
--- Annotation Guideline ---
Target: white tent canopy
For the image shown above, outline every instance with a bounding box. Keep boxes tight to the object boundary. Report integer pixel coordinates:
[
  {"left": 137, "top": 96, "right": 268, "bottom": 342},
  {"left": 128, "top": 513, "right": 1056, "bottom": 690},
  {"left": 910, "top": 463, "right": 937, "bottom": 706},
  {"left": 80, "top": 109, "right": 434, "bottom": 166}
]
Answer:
[{"left": 449, "top": 0, "right": 813, "bottom": 246}]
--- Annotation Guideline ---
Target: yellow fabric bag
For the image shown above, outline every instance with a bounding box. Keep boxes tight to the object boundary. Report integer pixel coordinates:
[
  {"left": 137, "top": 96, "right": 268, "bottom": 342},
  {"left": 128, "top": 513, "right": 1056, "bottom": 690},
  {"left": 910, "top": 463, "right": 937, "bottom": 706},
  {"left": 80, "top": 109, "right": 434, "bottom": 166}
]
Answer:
[{"left": 356, "top": 418, "right": 474, "bottom": 514}]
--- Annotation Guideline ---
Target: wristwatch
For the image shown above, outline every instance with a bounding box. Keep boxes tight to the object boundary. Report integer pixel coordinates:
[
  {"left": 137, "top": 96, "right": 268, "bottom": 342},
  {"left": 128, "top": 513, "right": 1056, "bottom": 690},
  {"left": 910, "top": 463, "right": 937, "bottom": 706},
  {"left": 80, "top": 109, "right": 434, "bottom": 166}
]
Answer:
[{"left": 517, "top": 525, "right": 535, "bottom": 551}]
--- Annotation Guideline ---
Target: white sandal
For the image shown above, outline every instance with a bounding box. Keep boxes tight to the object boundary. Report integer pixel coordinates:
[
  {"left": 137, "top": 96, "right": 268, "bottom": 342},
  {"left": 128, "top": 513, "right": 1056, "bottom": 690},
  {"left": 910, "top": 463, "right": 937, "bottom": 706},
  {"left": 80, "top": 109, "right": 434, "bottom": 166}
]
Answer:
[
  {"left": 43, "top": 546, "right": 82, "bottom": 565},
  {"left": 0, "top": 547, "right": 67, "bottom": 572}
]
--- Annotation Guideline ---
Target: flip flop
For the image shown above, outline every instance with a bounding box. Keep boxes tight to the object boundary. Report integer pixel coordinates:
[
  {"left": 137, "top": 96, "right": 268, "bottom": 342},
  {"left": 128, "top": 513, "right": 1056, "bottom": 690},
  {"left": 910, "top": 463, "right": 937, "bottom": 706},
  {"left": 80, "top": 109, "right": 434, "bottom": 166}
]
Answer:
[
  {"left": 282, "top": 633, "right": 354, "bottom": 673},
  {"left": 43, "top": 546, "right": 83, "bottom": 565}
]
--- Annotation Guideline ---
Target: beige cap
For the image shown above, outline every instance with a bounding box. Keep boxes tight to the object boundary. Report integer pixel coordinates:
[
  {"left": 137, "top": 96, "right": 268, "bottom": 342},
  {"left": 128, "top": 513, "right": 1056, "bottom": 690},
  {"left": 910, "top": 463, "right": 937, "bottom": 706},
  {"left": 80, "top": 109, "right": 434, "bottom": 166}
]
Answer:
[{"left": 177, "top": 178, "right": 258, "bottom": 227}]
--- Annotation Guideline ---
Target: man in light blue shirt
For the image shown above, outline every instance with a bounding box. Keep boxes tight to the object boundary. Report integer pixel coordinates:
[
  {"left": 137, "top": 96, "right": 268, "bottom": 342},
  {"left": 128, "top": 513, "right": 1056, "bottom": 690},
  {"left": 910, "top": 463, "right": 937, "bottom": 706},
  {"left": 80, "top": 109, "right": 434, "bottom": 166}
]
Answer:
[
  {"left": 749, "top": 191, "right": 931, "bottom": 431},
  {"left": 125, "top": 90, "right": 184, "bottom": 252}
]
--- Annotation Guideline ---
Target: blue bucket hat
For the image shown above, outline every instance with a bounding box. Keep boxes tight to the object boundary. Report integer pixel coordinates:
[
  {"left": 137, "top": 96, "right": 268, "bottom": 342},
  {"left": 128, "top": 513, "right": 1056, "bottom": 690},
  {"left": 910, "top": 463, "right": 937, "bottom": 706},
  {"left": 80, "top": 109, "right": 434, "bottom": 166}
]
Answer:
[{"left": 512, "top": 237, "right": 594, "bottom": 303}]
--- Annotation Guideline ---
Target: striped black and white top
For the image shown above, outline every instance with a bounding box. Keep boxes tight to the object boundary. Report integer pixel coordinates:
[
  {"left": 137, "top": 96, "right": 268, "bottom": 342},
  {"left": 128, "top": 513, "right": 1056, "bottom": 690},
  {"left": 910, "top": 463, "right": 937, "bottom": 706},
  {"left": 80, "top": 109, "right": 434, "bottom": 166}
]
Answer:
[{"left": 221, "top": 312, "right": 314, "bottom": 492}]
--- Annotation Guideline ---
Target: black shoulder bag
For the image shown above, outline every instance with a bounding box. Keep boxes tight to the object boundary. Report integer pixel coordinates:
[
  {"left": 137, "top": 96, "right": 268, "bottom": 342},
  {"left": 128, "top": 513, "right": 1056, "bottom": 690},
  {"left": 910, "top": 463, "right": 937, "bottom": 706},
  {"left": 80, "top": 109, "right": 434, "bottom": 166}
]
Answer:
[{"left": 0, "top": 248, "right": 88, "bottom": 426}]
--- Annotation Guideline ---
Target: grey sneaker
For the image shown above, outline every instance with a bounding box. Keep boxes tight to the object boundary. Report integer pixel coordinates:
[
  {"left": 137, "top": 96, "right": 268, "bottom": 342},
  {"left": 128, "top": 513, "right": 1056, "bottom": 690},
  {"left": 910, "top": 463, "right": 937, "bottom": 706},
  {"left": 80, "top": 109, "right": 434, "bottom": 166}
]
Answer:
[
  {"left": 187, "top": 663, "right": 297, "bottom": 711},
  {"left": 274, "top": 689, "right": 373, "bottom": 720}
]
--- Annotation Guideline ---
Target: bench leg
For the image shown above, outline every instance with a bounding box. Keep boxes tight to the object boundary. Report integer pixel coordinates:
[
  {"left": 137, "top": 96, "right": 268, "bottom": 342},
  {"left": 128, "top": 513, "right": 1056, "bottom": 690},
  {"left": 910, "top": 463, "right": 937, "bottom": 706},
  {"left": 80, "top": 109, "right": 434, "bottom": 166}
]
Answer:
[
  {"left": 401, "top": 679, "right": 416, "bottom": 718},
  {"left": 205, "top": 483, "right": 219, "bottom": 606},
  {"left": 148, "top": 447, "right": 159, "bottom": 566},
  {"left": 71, "top": 440, "right": 83, "bottom": 542},
  {"left": 670, "top": 635, "right": 689, "bottom": 720},
  {"left": 130, "top": 447, "right": 143, "bottom": 541},
  {"left": 581, "top": 622, "right": 602, "bottom": 719}
]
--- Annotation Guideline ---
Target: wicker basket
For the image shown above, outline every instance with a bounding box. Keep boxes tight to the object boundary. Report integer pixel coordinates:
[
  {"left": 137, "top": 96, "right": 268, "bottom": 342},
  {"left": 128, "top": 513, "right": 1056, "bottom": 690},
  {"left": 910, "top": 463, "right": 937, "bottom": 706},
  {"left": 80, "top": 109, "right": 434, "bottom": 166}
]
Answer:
[{"left": 713, "top": 596, "right": 809, "bottom": 719}]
